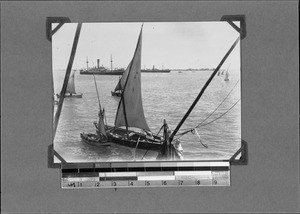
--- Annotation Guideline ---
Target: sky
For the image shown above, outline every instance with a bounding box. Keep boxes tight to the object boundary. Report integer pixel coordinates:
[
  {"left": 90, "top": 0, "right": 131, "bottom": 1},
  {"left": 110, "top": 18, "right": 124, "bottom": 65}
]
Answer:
[{"left": 52, "top": 21, "right": 240, "bottom": 70}]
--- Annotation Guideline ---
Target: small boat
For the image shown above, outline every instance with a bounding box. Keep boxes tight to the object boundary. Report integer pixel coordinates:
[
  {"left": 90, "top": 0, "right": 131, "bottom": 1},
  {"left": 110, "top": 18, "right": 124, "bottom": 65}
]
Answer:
[
  {"left": 111, "top": 90, "right": 122, "bottom": 97},
  {"left": 80, "top": 133, "right": 111, "bottom": 147},
  {"left": 111, "top": 71, "right": 127, "bottom": 97},
  {"left": 224, "top": 63, "right": 230, "bottom": 81},
  {"left": 56, "top": 71, "right": 83, "bottom": 98},
  {"left": 81, "top": 110, "right": 110, "bottom": 147}
]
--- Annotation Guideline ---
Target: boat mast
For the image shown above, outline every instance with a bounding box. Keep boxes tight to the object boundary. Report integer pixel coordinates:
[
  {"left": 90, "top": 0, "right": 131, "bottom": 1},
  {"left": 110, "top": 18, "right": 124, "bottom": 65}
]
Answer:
[
  {"left": 120, "top": 60, "right": 132, "bottom": 134},
  {"left": 117, "top": 25, "right": 143, "bottom": 135},
  {"left": 86, "top": 57, "right": 89, "bottom": 70},
  {"left": 110, "top": 54, "right": 113, "bottom": 72}
]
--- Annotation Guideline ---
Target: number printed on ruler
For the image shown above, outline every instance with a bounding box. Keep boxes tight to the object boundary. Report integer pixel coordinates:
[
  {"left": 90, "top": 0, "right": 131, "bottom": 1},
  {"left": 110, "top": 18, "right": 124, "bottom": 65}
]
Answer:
[{"left": 61, "top": 162, "right": 231, "bottom": 188}]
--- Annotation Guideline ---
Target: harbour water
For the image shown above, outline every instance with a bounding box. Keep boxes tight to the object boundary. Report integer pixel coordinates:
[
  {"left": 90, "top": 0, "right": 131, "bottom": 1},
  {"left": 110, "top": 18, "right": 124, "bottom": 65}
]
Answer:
[{"left": 53, "top": 69, "right": 241, "bottom": 163}]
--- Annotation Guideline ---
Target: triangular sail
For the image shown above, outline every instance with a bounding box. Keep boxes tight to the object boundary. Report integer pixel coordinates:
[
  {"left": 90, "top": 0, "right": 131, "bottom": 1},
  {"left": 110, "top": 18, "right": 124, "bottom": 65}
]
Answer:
[
  {"left": 114, "top": 26, "right": 150, "bottom": 131},
  {"left": 114, "top": 63, "right": 131, "bottom": 92},
  {"left": 224, "top": 63, "right": 230, "bottom": 81},
  {"left": 66, "top": 71, "right": 76, "bottom": 94},
  {"left": 114, "top": 78, "right": 122, "bottom": 92}
]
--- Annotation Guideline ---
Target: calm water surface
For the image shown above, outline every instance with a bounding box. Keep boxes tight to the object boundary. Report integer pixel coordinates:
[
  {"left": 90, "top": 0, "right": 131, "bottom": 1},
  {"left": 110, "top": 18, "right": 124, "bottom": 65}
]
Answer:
[{"left": 53, "top": 69, "right": 241, "bottom": 163}]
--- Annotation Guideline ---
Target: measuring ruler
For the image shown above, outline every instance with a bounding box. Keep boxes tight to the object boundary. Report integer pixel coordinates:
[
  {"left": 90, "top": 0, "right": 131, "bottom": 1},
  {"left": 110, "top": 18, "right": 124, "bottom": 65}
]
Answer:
[{"left": 61, "top": 161, "right": 230, "bottom": 188}]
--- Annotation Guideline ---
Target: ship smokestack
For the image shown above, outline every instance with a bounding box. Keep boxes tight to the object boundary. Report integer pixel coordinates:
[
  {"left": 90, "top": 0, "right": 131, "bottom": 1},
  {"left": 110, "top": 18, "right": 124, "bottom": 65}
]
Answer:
[{"left": 97, "top": 59, "right": 100, "bottom": 69}]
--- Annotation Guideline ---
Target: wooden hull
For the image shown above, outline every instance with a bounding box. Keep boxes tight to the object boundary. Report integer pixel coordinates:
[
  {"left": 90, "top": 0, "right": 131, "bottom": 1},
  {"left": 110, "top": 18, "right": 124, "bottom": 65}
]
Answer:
[
  {"left": 80, "top": 133, "right": 111, "bottom": 147},
  {"left": 111, "top": 91, "right": 122, "bottom": 97},
  {"left": 106, "top": 127, "right": 163, "bottom": 151}
]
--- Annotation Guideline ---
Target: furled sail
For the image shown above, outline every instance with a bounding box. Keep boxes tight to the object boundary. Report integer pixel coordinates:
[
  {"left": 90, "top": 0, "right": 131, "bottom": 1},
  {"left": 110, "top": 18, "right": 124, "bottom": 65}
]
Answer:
[
  {"left": 66, "top": 71, "right": 76, "bottom": 94},
  {"left": 97, "top": 108, "right": 107, "bottom": 137},
  {"left": 114, "top": 26, "right": 150, "bottom": 131}
]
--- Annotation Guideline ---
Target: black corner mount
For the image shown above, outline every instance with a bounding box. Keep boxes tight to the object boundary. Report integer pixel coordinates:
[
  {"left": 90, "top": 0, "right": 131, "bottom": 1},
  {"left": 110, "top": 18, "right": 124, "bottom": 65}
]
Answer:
[
  {"left": 229, "top": 139, "right": 248, "bottom": 165},
  {"left": 221, "top": 15, "right": 246, "bottom": 40},
  {"left": 46, "top": 17, "right": 71, "bottom": 42}
]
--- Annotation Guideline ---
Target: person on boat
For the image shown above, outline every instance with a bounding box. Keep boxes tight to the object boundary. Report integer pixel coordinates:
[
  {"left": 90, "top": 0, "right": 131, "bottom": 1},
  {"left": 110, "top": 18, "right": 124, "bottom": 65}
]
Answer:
[{"left": 144, "top": 130, "right": 154, "bottom": 139}]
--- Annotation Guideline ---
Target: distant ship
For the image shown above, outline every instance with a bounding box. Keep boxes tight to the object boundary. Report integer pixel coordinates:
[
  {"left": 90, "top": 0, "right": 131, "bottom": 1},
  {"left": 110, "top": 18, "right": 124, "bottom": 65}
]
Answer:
[
  {"left": 80, "top": 56, "right": 125, "bottom": 75},
  {"left": 141, "top": 65, "right": 171, "bottom": 73}
]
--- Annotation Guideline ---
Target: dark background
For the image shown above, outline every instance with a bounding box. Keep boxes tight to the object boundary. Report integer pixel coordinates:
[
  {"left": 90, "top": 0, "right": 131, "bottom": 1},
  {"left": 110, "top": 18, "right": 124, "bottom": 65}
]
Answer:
[{"left": 1, "top": 1, "right": 299, "bottom": 213}]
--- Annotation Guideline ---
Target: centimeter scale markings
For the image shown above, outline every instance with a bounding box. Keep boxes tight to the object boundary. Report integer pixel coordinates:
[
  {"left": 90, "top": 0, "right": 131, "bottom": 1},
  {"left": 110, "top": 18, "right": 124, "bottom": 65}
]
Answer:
[{"left": 61, "top": 161, "right": 230, "bottom": 188}]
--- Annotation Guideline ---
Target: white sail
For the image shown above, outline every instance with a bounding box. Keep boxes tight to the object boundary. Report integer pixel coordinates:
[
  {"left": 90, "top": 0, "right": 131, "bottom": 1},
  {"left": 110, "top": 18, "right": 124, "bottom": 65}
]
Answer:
[
  {"left": 66, "top": 71, "right": 76, "bottom": 94},
  {"left": 114, "top": 26, "right": 150, "bottom": 131},
  {"left": 224, "top": 63, "right": 230, "bottom": 81},
  {"left": 224, "top": 71, "right": 229, "bottom": 81}
]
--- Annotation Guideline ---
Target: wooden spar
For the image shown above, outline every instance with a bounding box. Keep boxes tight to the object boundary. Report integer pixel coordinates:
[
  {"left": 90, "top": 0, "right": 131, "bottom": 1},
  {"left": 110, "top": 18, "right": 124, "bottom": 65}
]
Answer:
[
  {"left": 169, "top": 36, "right": 240, "bottom": 143},
  {"left": 53, "top": 23, "right": 82, "bottom": 139},
  {"left": 110, "top": 54, "right": 113, "bottom": 72},
  {"left": 163, "top": 119, "right": 170, "bottom": 158},
  {"left": 120, "top": 91, "right": 129, "bottom": 134},
  {"left": 92, "top": 74, "right": 102, "bottom": 111}
]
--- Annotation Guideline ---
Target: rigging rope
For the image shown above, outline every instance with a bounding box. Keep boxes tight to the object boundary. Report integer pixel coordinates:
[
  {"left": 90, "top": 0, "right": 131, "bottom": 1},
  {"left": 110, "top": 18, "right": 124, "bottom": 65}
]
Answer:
[
  {"left": 144, "top": 80, "right": 241, "bottom": 156},
  {"left": 200, "top": 98, "right": 240, "bottom": 127},
  {"left": 195, "top": 79, "right": 240, "bottom": 128},
  {"left": 155, "top": 124, "right": 164, "bottom": 137},
  {"left": 172, "top": 98, "right": 240, "bottom": 141},
  {"left": 177, "top": 79, "right": 240, "bottom": 133},
  {"left": 194, "top": 128, "right": 208, "bottom": 148}
]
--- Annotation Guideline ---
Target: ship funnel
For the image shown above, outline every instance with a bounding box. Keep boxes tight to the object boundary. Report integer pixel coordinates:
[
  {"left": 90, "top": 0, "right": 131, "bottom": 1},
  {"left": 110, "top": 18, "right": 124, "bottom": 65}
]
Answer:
[{"left": 97, "top": 59, "right": 100, "bottom": 68}]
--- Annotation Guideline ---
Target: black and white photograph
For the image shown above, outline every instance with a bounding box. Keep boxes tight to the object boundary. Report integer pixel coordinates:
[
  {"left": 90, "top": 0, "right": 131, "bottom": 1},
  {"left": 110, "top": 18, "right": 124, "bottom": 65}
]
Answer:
[
  {"left": 2, "top": 1, "right": 299, "bottom": 213},
  {"left": 52, "top": 22, "right": 241, "bottom": 163}
]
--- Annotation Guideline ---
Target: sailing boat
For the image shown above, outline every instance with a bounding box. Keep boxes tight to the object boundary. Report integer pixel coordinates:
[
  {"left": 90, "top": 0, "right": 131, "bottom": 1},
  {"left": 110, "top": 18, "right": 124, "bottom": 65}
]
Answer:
[
  {"left": 111, "top": 77, "right": 122, "bottom": 97},
  {"left": 80, "top": 74, "right": 110, "bottom": 147},
  {"left": 105, "top": 25, "right": 164, "bottom": 151},
  {"left": 56, "top": 70, "right": 83, "bottom": 98},
  {"left": 111, "top": 55, "right": 132, "bottom": 97},
  {"left": 111, "top": 66, "right": 128, "bottom": 97},
  {"left": 80, "top": 108, "right": 111, "bottom": 147},
  {"left": 224, "top": 63, "right": 230, "bottom": 81},
  {"left": 82, "top": 25, "right": 184, "bottom": 160}
]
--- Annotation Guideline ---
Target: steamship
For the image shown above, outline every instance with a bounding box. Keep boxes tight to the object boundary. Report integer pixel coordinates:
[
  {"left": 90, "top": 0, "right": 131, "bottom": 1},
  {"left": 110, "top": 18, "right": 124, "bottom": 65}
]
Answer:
[{"left": 79, "top": 56, "right": 125, "bottom": 75}]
